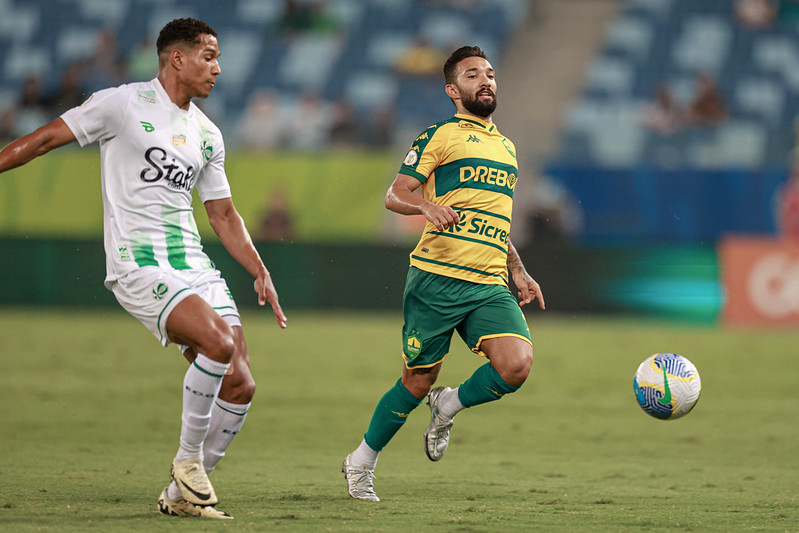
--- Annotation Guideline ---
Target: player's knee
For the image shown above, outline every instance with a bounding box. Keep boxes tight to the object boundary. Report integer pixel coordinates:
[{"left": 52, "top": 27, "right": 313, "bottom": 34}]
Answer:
[
  {"left": 203, "top": 325, "right": 237, "bottom": 364},
  {"left": 497, "top": 348, "right": 533, "bottom": 388},
  {"left": 226, "top": 375, "right": 256, "bottom": 404}
]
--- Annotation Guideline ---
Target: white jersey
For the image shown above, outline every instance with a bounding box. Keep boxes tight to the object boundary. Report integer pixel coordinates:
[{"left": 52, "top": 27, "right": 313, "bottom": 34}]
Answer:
[{"left": 61, "top": 78, "right": 231, "bottom": 288}]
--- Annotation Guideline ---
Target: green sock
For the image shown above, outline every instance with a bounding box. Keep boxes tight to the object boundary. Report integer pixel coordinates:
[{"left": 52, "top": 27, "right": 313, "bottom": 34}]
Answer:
[
  {"left": 363, "top": 378, "right": 423, "bottom": 452},
  {"left": 457, "top": 362, "right": 520, "bottom": 408}
]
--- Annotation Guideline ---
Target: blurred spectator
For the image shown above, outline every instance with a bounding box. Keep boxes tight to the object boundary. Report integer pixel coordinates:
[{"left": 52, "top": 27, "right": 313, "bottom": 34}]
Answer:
[
  {"left": 394, "top": 37, "right": 446, "bottom": 78},
  {"left": 15, "top": 74, "right": 49, "bottom": 136},
  {"left": 640, "top": 83, "right": 686, "bottom": 136},
  {"left": 283, "top": 91, "right": 333, "bottom": 150},
  {"left": 257, "top": 188, "right": 294, "bottom": 242},
  {"left": 688, "top": 73, "right": 728, "bottom": 127},
  {"left": 328, "top": 97, "right": 360, "bottom": 148},
  {"left": 127, "top": 34, "right": 158, "bottom": 81},
  {"left": 236, "top": 89, "right": 285, "bottom": 150},
  {"left": 776, "top": 161, "right": 799, "bottom": 239},
  {"left": 19, "top": 74, "right": 46, "bottom": 109},
  {"left": 83, "top": 28, "right": 128, "bottom": 93},
  {"left": 0, "top": 108, "right": 17, "bottom": 146},
  {"left": 359, "top": 104, "right": 395, "bottom": 149},
  {"left": 512, "top": 171, "right": 583, "bottom": 246},
  {"left": 778, "top": 0, "right": 799, "bottom": 29},
  {"left": 276, "top": 0, "right": 339, "bottom": 36},
  {"left": 43, "top": 63, "right": 88, "bottom": 115},
  {"left": 735, "top": 0, "right": 777, "bottom": 29}
]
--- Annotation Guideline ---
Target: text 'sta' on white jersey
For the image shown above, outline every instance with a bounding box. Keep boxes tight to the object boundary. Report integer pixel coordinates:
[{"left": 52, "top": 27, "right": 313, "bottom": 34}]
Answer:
[{"left": 61, "top": 78, "right": 231, "bottom": 288}]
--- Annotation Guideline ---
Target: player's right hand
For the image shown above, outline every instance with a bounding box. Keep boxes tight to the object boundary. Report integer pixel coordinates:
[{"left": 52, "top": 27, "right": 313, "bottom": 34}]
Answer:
[{"left": 421, "top": 202, "right": 460, "bottom": 231}]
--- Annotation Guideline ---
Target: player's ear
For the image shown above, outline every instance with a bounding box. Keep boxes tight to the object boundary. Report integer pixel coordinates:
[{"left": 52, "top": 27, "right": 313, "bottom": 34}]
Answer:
[
  {"left": 445, "top": 83, "right": 460, "bottom": 101},
  {"left": 169, "top": 47, "right": 185, "bottom": 70}
]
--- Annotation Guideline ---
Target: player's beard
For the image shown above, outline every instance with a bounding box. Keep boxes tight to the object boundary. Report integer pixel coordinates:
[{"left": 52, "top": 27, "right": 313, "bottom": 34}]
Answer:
[{"left": 461, "top": 90, "right": 497, "bottom": 118}]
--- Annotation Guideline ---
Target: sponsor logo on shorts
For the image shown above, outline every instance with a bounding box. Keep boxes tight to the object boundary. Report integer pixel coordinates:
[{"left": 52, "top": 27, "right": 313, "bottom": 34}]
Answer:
[{"left": 153, "top": 282, "right": 169, "bottom": 300}]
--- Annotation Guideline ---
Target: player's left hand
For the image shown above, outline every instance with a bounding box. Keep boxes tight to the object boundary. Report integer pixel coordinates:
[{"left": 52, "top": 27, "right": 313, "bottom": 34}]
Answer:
[
  {"left": 514, "top": 272, "right": 545, "bottom": 310},
  {"left": 255, "top": 269, "right": 287, "bottom": 328}
]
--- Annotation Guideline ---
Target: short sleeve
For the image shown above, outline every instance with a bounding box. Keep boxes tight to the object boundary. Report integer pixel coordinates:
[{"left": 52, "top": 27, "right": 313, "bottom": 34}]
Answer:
[
  {"left": 60, "top": 87, "right": 127, "bottom": 147},
  {"left": 196, "top": 135, "right": 232, "bottom": 202},
  {"left": 398, "top": 123, "right": 447, "bottom": 183}
]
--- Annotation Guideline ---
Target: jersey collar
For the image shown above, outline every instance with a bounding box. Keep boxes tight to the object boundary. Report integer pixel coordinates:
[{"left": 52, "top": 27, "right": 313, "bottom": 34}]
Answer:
[
  {"left": 454, "top": 113, "right": 496, "bottom": 133},
  {"left": 152, "top": 77, "right": 194, "bottom": 117}
]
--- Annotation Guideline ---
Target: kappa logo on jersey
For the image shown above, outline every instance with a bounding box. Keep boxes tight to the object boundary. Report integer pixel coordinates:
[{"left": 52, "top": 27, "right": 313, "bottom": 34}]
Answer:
[
  {"left": 140, "top": 146, "right": 196, "bottom": 191},
  {"left": 466, "top": 134, "right": 482, "bottom": 143},
  {"left": 152, "top": 282, "right": 169, "bottom": 300}
]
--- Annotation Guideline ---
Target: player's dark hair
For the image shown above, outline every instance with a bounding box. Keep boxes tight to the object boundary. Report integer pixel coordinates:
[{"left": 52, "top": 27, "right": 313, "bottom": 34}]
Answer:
[
  {"left": 156, "top": 18, "right": 217, "bottom": 56},
  {"left": 444, "top": 46, "right": 488, "bottom": 84}
]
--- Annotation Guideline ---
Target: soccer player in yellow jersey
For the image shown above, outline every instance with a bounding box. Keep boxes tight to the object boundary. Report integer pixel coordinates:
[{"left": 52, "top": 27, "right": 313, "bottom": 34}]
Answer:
[{"left": 343, "top": 46, "right": 545, "bottom": 501}]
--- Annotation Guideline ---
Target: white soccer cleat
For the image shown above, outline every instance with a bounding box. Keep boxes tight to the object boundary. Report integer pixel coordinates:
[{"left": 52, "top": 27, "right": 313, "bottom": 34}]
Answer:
[
  {"left": 342, "top": 454, "right": 380, "bottom": 502},
  {"left": 424, "top": 386, "right": 455, "bottom": 462},
  {"left": 157, "top": 487, "right": 233, "bottom": 519},
  {"left": 170, "top": 459, "right": 218, "bottom": 506}
]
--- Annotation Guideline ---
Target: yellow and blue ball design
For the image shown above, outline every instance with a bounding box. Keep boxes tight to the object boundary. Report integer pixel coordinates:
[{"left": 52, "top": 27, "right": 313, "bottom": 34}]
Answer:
[{"left": 633, "top": 352, "right": 701, "bottom": 420}]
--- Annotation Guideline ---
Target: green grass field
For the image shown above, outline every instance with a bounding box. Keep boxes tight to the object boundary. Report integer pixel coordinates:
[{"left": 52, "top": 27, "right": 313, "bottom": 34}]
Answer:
[{"left": 1, "top": 309, "right": 797, "bottom": 532}]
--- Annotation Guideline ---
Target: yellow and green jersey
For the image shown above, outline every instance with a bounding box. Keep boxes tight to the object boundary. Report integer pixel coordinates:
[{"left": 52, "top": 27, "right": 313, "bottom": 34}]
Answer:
[{"left": 398, "top": 113, "right": 519, "bottom": 286}]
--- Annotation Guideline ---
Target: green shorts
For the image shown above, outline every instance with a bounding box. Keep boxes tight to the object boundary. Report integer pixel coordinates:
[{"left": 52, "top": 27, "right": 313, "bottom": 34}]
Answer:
[{"left": 401, "top": 267, "right": 532, "bottom": 368}]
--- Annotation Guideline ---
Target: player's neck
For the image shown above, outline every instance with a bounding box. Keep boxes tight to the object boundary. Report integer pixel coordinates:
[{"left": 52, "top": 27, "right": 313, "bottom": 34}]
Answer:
[
  {"left": 157, "top": 73, "right": 192, "bottom": 110},
  {"left": 456, "top": 110, "right": 493, "bottom": 125}
]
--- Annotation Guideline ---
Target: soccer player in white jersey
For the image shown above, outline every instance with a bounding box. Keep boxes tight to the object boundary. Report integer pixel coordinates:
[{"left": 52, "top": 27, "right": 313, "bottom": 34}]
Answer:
[{"left": 0, "top": 18, "right": 286, "bottom": 519}]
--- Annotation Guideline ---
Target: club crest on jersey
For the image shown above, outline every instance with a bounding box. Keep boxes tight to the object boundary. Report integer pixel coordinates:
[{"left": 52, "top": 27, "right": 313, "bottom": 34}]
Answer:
[
  {"left": 140, "top": 146, "right": 196, "bottom": 191},
  {"left": 172, "top": 134, "right": 186, "bottom": 146},
  {"left": 201, "top": 140, "right": 213, "bottom": 162}
]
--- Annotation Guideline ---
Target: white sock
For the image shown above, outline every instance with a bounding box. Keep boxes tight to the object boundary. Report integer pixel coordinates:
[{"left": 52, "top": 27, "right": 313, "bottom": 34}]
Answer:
[
  {"left": 203, "top": 399, "right": 250, "bottom": 473},
  {"left": 438, "top": 386, "right": 465, "bottom": 419},
  {"left": 175, "top": 353, "right": 230, "bottom": 462},
  {"left": 349, "top": 439, "right": 379, "bottom": 470},
  {"left": 166, "top": 481, "right": 183, "bottom": 501}
]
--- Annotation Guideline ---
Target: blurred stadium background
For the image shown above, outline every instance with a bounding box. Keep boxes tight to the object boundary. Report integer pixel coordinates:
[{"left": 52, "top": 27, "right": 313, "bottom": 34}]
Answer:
[{"left": 1, "top": 0, "right": 798, "bottom": 326}]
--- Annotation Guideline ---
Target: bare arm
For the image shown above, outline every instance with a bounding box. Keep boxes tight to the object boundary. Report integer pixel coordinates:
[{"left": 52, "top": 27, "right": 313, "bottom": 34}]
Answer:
[
  {"left": 507, "top": 240, "right": 545, "bottom": 309},
  {"left": 385, "top": 173, "right": 460, "bottom": 231},
  {"left": 205, "top": 197, "right": 287, "bottom": 328},
  {"left": 0, "top": 118, "right": 76, "bottom": 173}
]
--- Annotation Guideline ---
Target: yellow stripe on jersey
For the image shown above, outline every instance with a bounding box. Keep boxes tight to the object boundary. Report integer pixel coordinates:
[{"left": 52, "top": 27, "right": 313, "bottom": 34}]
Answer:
[{"left": 398, "top": 114, "right": 519, "bottom": 286}]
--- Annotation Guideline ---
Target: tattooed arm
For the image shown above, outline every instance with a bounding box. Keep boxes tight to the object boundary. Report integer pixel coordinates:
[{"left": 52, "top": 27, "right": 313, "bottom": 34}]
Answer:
[{"left": 507, "top": 240, "right": 545, "bottom": 309}]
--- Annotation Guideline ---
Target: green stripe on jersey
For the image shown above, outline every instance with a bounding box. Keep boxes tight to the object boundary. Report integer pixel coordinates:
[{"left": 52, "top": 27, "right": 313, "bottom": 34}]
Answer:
[
  {"left": 131, "top": 235, "right": 157, "bottom": 267},
  {"left": 410, "top": 254, "right": 507, "bottom": 282},
  {"left": 163, "top": 207, "right": 190, "bottom": 270},
  {"left": 434, "top": 157, "right": 518, "bottom": 198}
]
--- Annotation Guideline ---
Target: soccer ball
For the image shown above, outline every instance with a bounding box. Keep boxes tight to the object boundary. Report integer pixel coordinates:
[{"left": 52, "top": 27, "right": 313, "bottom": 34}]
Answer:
[{"left": 633, "top": 352, "right": 701, "bottom": 420}]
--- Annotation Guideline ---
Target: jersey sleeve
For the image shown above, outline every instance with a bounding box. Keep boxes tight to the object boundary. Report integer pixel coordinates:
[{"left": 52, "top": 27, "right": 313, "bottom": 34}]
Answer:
[
  {"left": 60, "top": 87, "right": 127, "bottom": 147},
  {"left": 398, "top": 123, "right": 448, "bottom": 183},
  {"left": 195, "top": 133, "right": 232, "bottom": 202}
]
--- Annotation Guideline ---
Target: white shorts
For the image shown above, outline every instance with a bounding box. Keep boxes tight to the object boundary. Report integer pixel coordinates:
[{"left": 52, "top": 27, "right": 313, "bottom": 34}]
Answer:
[{"left": 111, "top": 266, "right": 241, "bottom": 349}]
